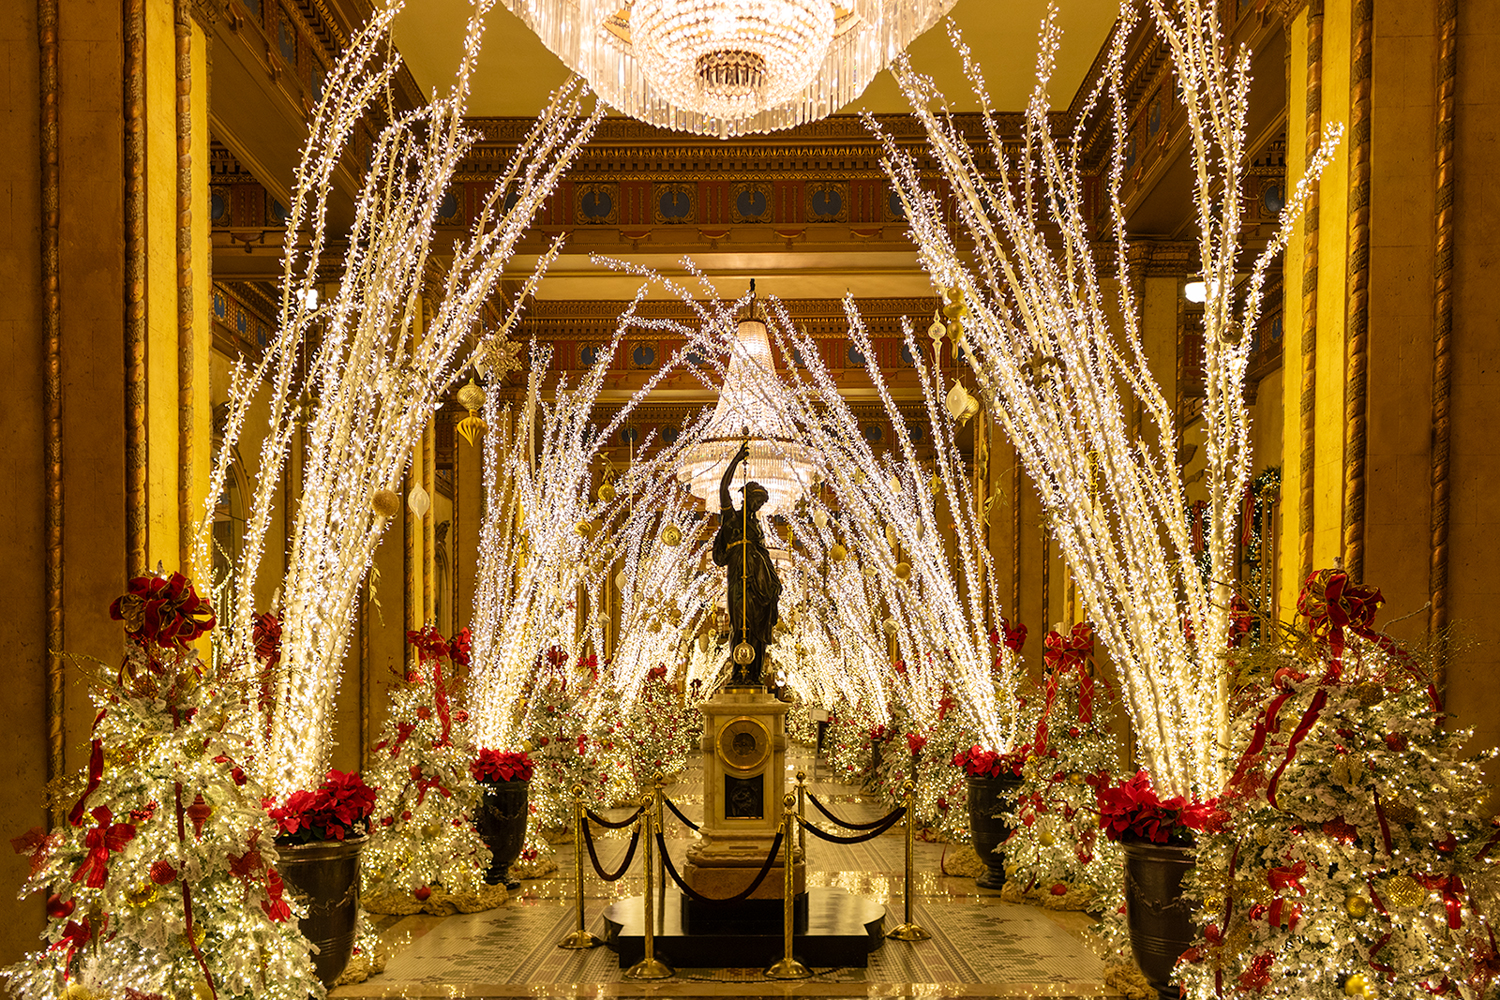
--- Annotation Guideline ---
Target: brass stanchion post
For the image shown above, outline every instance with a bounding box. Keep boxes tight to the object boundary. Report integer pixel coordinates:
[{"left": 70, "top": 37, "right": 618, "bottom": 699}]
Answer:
[
  {"left": 795, "top": 769, "right": 807, "bottom": 856},
  {"left": 886, "top": 779, "right": 930, "bottom": 941},
  {"left": 765, "top": 793, "right": 811, "bottom": 979},
  {"left": 558, "top": 783, "right": 601, "bottom": 949},
  {"left": 624, "top": 791, "right": 673, "bottom": 979}
]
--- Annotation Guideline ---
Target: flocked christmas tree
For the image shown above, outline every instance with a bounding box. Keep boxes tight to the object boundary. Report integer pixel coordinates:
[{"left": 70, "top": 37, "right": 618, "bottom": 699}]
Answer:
[
  {"left": 1179, "top": 570, "right": 1499, "bottom": 999},
  {"left": 361, "top": 625, "right": 492, "bottom": 907},
  {"left": 1000, "top": 622, "right": 1123, "bottom": 912},
  {"left": 3, "top": 571, "right": 322, "bottom": 1000}
]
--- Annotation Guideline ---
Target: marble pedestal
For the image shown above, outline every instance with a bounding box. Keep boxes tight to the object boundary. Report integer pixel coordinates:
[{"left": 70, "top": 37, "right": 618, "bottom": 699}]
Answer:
[{"left": 682, "top": 688, "right": 805, "bottom": 907}]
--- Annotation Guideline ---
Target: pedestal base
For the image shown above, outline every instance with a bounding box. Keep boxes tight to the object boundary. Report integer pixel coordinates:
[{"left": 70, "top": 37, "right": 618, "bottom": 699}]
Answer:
[
  {"left": 602, "top": 887, "right": 885, "bottom": 969},
  {"left": 681, "top": 890, "right": 808, "bottom": 933}
]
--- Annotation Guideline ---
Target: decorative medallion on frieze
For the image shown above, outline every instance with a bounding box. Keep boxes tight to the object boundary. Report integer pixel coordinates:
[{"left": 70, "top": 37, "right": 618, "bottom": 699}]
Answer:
[
  {"left": 807, "top": 182, "right": 849, "bottom": 223},
  {"left": 731, "top": 181, "right": 773, "bottom": 223},
  {"left": 576, "top": 183, "right": 619, "bottom": 225},
  {"left": 884, "top": 188, "right": 907, "bottom": 222},
  {"left": 630, "top": 341, "right": 659, "bottom": 369},
  {"left": 437, "top": 190, "right": 462, "bottom": 226},
  {"left": 653, "top": 182, "right": 695, "bottom": 224}
]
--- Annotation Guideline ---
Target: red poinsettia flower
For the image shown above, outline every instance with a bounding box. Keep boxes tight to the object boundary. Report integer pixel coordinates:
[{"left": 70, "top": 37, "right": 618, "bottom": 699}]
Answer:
[
  {"left": 470, "top": 748, "right": 534, "bottom": 784},
  {"left": 269, "top": 769, "right": 377, "bottom": 844},
  {"left": 449, "top": 627, "right": 472, "bottom": 666},
  {"left": 951, "top": 744, "right": 1028, "bottom": 778},
  {"left": 1097, "top": 770, "right": 1222, "bottom": 845},
  {"left": 109, "top": 572, "right": 215, "bottom": 649}
]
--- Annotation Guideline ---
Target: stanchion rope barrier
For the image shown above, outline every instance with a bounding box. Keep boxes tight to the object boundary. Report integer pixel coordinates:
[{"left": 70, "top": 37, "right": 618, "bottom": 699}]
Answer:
[
  {"left": 585, "top": 805, "right": 645, "bottom": 829},
  {"left": 806, "top": 792, "right": 902, "bottom": 830},
  {"left": 581, "top": 811, "right": 643, "bottom": 882},
  {"left": 656, "top": 828, "right": 783, "bottom": 905},
  {"left": 661, "top": 795, "right": 701, "bottom": 831},
  {"left": 800, "top": 806, "right": 906, "bottom": 844}
]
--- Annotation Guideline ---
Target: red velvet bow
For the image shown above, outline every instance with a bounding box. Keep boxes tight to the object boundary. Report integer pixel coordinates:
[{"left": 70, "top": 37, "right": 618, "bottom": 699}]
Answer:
[
  {"left": 1034, "top": 623, "right": 1110, "bottom": 754},
  {"left": 1414, "top": 873, "right": 1467, "bottom": 929},
  {"left": 49, "top": 916, "right": 93, "bottom": 972},
  {"left": 413, "top": 770, "right": 452, "bottom": 807},
  {"left": 1268, "top": 860, "right": 1307, "bottom": 895},
  {"left": 109, "top": 571, "right": 215, "bottom": 649},
  {"left": 12, "top": 827, "right": 59, "bottom": 879},
  {"left": 253, "top": 612, "right": 282, "bottom": 669},
  {"left": 72, "top": 806, "right": 136, "bottom": 888},
  {"left": 68, "top": 739, "right": 105, "bottom": 827}
]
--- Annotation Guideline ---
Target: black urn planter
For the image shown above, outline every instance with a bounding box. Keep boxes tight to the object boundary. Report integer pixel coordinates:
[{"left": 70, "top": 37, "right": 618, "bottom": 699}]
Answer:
[
  {"left": 476, "top": 779, "right": 529, "bottom": 889},
  {"left": 277, "top": 833, "right": 366, "bottom": 988},
  {"left": 966, "top": 773, "right": 1024, "bottom": 890},
  {"left": 1121, "top": 839, "right": 1197, "bottom": 1000}
]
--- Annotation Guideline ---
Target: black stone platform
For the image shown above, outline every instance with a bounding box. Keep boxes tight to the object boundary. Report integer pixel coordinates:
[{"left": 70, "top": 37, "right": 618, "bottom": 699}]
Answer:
[{"left": 601, "top": 887, "right": 885, "bottom": 968}]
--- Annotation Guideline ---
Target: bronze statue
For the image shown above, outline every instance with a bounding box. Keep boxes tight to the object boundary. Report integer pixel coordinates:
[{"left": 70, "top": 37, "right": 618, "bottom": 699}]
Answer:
[{"left": 712, "top": 441, "right": 782, "bottom": 687}]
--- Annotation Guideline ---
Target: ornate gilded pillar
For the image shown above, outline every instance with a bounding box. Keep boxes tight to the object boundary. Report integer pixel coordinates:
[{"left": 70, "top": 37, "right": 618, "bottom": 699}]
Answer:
[
  {"left": 1341, "top": 0, "right": 1372, "bottom": 583},
  {"left": 1298, "top": 0, "right": 1325, "bottom": 583},
  {"left": 1429, "top": 0, "right": 1456, "bottom": 683}
]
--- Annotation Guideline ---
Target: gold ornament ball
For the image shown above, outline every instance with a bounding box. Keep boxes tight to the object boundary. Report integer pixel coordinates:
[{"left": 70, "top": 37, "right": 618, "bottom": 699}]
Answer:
[
  {"left": 1345, "top": 893, "right": 1369, "bottom": 918},
  {"left": 456, "top": 379, "right": 486, "bottom": 413},
  {"left": 598, "top": 481, "right": 617, "bottom": 503},
  {"left": 61, "top": 986, "right": 95, "bottom": 1000},
  {"left": 1344, "top": 973, "right": 1373, "bottom": 997},
  {"left": 894, "top": 561, "right": 912, "bottom": 581},
  {"left": 575, "top": 519, "right": 597, "bottom": 539},
  {"left": 371, "top": 489, "right": 403, "bottom": 518},
  {"left": 1383, "top": 874, "right": 1424, "bottom": 907},
  {"left": 733, "top": 641, "right": 756, "bottom": 666},
  {"left": 829, "top": 543, "right": 848, "bottom": 562},
  {"left": 1038, "top": 831, "right": 1055, "bottom": 847},
  {"left": 661, "top": 524, "right": 683, "bottom": 547}
]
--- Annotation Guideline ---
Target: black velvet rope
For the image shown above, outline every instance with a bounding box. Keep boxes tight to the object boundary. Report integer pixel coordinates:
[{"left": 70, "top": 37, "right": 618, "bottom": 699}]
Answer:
[
  {"left": 800, "top": 806, "right": 906, "bottom": 844},
  {"left": 582, "top": 815, "right": 641, "bottom": 882},
  {"left": 585, "top": 805, "right": 645, "bottom": 830},
  {"left": 806, "top": 792, "right": 900, "bottom": 830},
  {"left": 656, "top": 827, "right": 784, "bottom": 905},
  {"left": 661, "top": 795, "right": 702, "bottom": 832}
]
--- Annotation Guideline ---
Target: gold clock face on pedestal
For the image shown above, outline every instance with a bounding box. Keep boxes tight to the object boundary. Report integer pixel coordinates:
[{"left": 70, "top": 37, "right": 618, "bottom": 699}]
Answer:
[{"left": 717, "top": 716, "right": 771, "bottom": 773}]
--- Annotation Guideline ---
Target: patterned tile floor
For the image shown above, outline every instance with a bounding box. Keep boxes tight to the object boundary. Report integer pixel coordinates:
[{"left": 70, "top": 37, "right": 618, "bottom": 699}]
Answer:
[{"left": 332, "top": 750, "right": 1123, "bottom": 1000}]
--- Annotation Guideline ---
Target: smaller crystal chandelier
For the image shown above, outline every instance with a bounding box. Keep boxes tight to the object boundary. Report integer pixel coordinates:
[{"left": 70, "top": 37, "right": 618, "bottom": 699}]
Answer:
[
  {"left": 676, "top": 290, "right": 817, "bottom": 514},
  {"left": 501, "top": 0, "right": 958, "bottom": 137}
]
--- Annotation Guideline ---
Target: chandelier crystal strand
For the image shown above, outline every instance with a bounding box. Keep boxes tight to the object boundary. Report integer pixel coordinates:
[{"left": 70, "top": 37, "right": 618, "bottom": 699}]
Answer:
[
  {"left": 501, "top": 0, "right": 956, "bottom": 137},
  {"left": 676, "top": 313, "right": 818, "bottom": 515},
  {"left": 877, "top": 6, "right": 1342, "bottom": 798},
  {"left": 196, "top": 0, "right": 605, "bottom": 797}
]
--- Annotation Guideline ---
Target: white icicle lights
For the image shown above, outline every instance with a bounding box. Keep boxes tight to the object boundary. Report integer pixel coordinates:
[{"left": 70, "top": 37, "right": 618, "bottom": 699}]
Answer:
[
  {"left": 879, "top": 2, "right": 1340, "bottom": 798},
  {"left": 197, "top": 0, "right": 603, "bottom": 797}
]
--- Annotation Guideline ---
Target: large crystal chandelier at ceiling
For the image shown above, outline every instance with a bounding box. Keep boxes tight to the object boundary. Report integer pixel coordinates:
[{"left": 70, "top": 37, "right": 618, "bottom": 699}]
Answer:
[
  {"left": 677, "top": 308, "right": 817, "bottom": 514},
  {"left": 500, "top": 0, "right": 958, "bottom": 137}
]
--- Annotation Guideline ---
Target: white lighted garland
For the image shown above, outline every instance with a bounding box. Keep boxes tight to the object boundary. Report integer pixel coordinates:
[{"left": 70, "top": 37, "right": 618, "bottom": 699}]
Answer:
[
  {"left": 197, "top": 0, "right": 603, "bottom": 796},
  {"left": 879, "top": 4, "right": 1341, "bottom": 797}
]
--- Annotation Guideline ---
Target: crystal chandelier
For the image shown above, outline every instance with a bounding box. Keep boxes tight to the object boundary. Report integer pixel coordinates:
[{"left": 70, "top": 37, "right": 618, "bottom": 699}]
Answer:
[
  {"left": 500, "top": 0, "right": 958, "bottom": 137},
  {"left": 677, "top": 307, "right": 817, "bottom": 514}
]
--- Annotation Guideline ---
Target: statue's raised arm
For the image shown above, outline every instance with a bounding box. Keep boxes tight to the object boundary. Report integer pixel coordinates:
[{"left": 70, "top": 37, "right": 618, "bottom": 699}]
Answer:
[{"left": 719, "top": 440, "right": 750, "bottom": 514}]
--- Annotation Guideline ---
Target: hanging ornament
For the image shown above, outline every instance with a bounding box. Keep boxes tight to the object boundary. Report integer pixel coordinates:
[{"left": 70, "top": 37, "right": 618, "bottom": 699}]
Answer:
[
  {"left": 885, "top": 524, "right": 898, "bottom": 551},
  {"left": 945, "top": 382, "right": 979, "bottom": 425},
  {"left": 456, "top": 379, "right": 488, "bottom": 446},
  {"left": 894, "top": 562, "right": 912, "bottom": 581},
  {"left": 733, "top": 641, "right": 756, "bottom": 665},
  {"left": 598, "top": 479, "right": 617, "bottom": 503},
  {"left": 661, "top": 523, "right": 683, "bottom": 546},
  {"left": 882, "top": 617, "right": 898, "bottom": 637},
  {"left": 575, "top": 520, "right": 597, "bottom": 539},
  {"left": 1343, "top": 973, "right": 1374, "bottom": 998},
  {"left": 886, "top": 476, "right": 902, "bottom": 494},
  {"left": 408, "top": 483, "right": 431, "bottom": 520},
  {"left": 927, "top": 309, "right": 947, "bottom": 348},
  {"left": 1382, "top": 874, "right": 1424, "bottom": 907},
  {"left": 811, "top": 508, "right": 828, "bottom": 530},
  {"left": 929, "top": 472, "right": 944, "bottom": 497},
  {"left": 1344, "top": 893, "right": 1369, "bottom": 918},
  {"left": 371, "top": 489, "right": 402, "bottom": 519},
  {"left": 614, "top": 569, "right": 628, "bottom": 591},
  {"left": 828, "top": 543, "right": 848, "bottom": 562},
  {"left": 595, "top": 611, "right": 610, "bottom": 626}
]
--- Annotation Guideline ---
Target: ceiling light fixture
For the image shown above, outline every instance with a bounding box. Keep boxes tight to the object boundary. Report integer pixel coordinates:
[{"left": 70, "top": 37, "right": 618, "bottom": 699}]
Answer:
[{"left": 501, "top": 0, "right": 957, "bottom": 138}]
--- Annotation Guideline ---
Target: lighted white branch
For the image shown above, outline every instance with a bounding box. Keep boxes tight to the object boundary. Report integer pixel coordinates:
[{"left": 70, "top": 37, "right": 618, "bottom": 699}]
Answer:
[
  {"left": 196, "top": 0, "right": 603, "bottom": 796},
  {"left": 879, "top": 4, "right": 1341, "bottom": 797}
]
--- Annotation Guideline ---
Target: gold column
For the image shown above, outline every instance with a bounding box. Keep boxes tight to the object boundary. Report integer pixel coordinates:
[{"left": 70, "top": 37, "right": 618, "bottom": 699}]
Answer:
[
  {"left": 125, "top": 0, "right": 147, "bottom": 579},
  {"left": 1429, "top": 0, "right": 1457, "bottom": 685},
  {"left": 41, "top": 0, "right": 64, "bottom": 819},
  {"left": 1298, "top": 0, "right": 1325, "bottom": 582},
  {"left": 404, "top": 465, "right": 417, "bottom": 632},
  {"left": 423, "top": 420, "right": 435, "bottom": 623},
  {"left": 175, "top": 0, "right": 193, "bottom": 575},
  {"left": 1341, "top": 0, "right": 1372, "bottom": 582}
]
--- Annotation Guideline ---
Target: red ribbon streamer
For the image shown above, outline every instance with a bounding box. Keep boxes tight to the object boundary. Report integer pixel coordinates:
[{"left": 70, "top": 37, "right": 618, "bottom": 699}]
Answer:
[
  {"left": 1414, "top": 874, "right": 1466, "bottom": 929},
  {"left": 1034, "top": 623, "right": 1111, "bottom": 755},
  {"left": 175, "top": 782, "right": 218, "bottom": 1000},
  {"left": 67, "top": 740, "right": 105, "bottom": 828}
]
